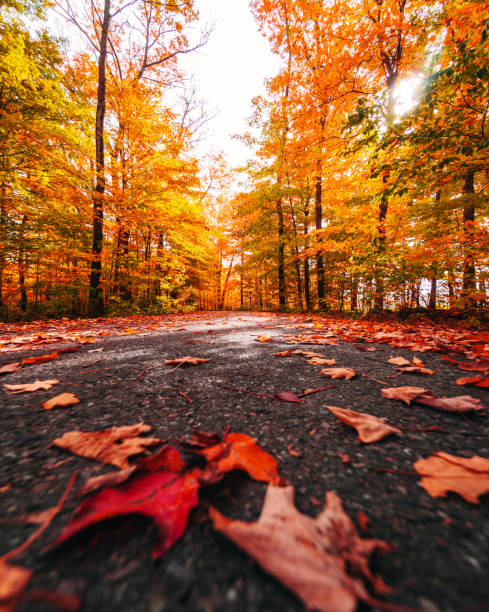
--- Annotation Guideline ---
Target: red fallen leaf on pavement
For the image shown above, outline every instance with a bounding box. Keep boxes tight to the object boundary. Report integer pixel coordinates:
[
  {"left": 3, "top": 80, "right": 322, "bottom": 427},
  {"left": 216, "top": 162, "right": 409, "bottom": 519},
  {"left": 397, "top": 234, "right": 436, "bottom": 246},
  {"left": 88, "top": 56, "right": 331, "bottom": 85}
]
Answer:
[
  {"left": 326, "top": 406, "right": 402, "bottom": 443},
  {"left": 78, "top": 467, "right": 137, "bottom": 497},
  {"left": 0, "top": 561, "right": 32, "bottom": 612},
  {"left": 210, "top": 485, "right": 393, "bottom": 612},
  {"left": 42, "top": 393, "right": 80, "bottom": 411},
  {"left": 55, "top": 465, "right": 200, "bottom": 559},
  {"left": 320, "top": 367, "right": 356, "bottom": 380},
  {"left": 308, "top": 357, "right": 336, "bottom": 366},
  {"left": 414, "top": 452, "right": 489, "bottom": 504},
  {"left": 275, "top": 392, "right": 302, "bottom": 404},
  {"left": 381, "top": 386, "right": 428, "bottom": 404},
  {"left": 0, "top": 362, "right": 21, "bottom": 375},
  {"left": 20, "top": 350, "right": 62, "bottom": 365},
  {"left": 415, "top": 393, "right": 483, "bottom": 413},
  {"left": 198, "top": 433, "right": 283, "bottom": 485},
  {"left": 163, "top": 356, "right": 210, "bottom": 366},
  {"left": 398, "top": 366, "right": 434, "bottom": 375},
  {"left": 357, "top": 511, "right": 370, "bottom": 535},
  {"left": 256, "top": 335, "right": 272, "bottom": 343},
  {"left": 382, "top": 386, "right": 484, "bottom": 413},
  {"left": 456, "top": 376, "right": 489, "bottom": 388},
  {"left": 292, "top": 350, "right": 327, "bottom": 358},
  {"left": 337, "top": 452, "right": 351, "bottom": 463},
  {"left": 388, "top": 356, "right": 411, "bottom": 366},
  {"left": 53, "top": 423, "right": 162, "bottom": 468},
  {"left": 443, "top": 358, "right": 489, "bottom": 372},
  {"left": 273, "top": 350, "right": 291, "bottom": 357},
  {"left": 3, "top": 379, "right": 60, "bottom": 394}
]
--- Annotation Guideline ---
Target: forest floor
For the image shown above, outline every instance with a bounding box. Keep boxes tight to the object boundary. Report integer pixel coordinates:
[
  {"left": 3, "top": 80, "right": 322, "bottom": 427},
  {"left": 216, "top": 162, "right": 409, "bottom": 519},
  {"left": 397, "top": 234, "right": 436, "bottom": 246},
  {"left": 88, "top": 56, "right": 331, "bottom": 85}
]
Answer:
[{"left": 1, "top": 311, "right": 489, "bottom": 612}]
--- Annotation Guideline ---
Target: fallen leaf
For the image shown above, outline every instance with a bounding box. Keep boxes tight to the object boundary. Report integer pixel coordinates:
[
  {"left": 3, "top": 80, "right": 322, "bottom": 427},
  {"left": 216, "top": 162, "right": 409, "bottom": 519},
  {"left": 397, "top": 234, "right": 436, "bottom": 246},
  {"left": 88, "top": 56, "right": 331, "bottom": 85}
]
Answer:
[
  {"left": 388, "top": 356, "right": 411, "bottom": 366},
  {"left": 163, "top": 356, "right": 210, "bottom": 366},
  {"left": 414, "top": 452, "right": 489, "bottom": 504},
  {"left": 415, "top": 393, "right": 483, "bottom": 413},
  {"left": 308, "top": 357, "right": 336, "bottom": 366},
  {"left": 42, "top": 393, "right": 80, "bottom": 411},
  {"left": 0, "top": 362, "right": 21, "bottom": 375},
  {"left": 53, "top": 423, "right": 162, "bottom": 468},
  {"left": 381, "top": 386, "right": 428, "bottom": 404},
  {"left": 56, "top": 464, "right": 200, "bottom": 559},
  {"left": 398, "top": 366, "right": 434, "bottom": 375},
  {"left": 0, "top": 561, "right": 32, "bottom": 612},
  {"left": 337, "top": 452, "right": 351, "bottom": 463},
  {"left": 78, "top": 467, "right": 137, "bottom": 497},
  {"left": 327, "top": 406, "right": 402, "bottom": 443},
  {"left": 256, "top": 335, "right": 272, "bottom": 343},
  {"left": 210, "top": 485, "right": 392, "bottom": 612},
  {"left": 456, "top": 376, "right": 489, "bottom": 388},
  {"left": 454, "top": 359, "right": 489, "bottom": 372},
  {"left": 357, "top": 510, "right": 370, "bottom": 535},
  {"left": 320, "top": 367, "right": 356, "bottom": 380},
  {"left": 273, "top": 350, "right": 291, "bottom": 357},
  {"left": 287, "top": 444, "right": 302, "bottom": 458},
  {"left": 20, "top": 350, "right": 61, "bottom": 365},
  {"left": 275, "top": 392, "right": 303, "bottom": 404},
  {"left": 199, "top": 433, "right": 283, "bottom": 485},
  {"left": 3, "top": 379, "right": 60, "bottom": 394},
  {"left": 292, "top": 350, "right": 326, "bottom": 358}
]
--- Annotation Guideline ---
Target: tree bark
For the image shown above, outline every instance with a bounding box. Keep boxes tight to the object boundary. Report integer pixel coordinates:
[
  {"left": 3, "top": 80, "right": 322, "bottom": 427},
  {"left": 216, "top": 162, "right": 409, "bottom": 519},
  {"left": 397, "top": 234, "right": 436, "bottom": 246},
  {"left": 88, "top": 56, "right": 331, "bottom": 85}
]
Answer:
[
  {"left": 462, "top": 168, "right": 476, "bottom": 308},
  {"left": 315, "top": 157, "right": 325, "bottom": 309},
  {"left": 276, "top": 197, "right": 287, "bottom": 309},
  {"left": 18, "top": 215, "right": 27, "bottom": 312},
  {"left": 88, "top": 0, "right": 110, "bottom": 316}
]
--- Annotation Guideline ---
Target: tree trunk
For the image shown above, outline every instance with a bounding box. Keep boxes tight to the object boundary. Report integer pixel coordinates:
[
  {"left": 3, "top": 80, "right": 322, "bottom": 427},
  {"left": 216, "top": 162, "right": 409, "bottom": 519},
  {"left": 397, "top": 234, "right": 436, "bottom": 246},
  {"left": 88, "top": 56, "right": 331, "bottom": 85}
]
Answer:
[
  {"left": 303, "top": 201, "right": 312, "bottom": 311},
  {"left": 18, "top": 215, "right": 27, "bottom": 312},
  {"left": 462, "top": 168, "right": 476, "bottom": 308},
  {"left": 315, "top": 158, "right": 325, "bottom": 309},
  {"left": 88, "top": 0, "right": 110, "bottom": 316},
  {"left": 276, "top": 198, "right": 286, "bottom": 309},
  {"left": 429, "top": 276, "right": 437, "bottom": 311}
]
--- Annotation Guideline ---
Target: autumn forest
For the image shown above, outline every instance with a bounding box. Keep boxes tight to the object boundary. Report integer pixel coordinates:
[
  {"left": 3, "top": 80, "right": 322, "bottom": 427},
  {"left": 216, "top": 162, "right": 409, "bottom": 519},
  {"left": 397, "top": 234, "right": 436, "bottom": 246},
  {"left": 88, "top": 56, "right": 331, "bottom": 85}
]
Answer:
[{"left": 1, "top": 0, "right": 489, "bottom": 320}]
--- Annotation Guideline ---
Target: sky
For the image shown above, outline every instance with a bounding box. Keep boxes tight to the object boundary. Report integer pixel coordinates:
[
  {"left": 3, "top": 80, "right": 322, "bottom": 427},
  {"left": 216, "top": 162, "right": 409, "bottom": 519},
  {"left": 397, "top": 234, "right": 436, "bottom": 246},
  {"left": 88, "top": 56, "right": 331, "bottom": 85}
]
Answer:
[{"left": 179, "top": 0, "right": 281, "bottom": 169}]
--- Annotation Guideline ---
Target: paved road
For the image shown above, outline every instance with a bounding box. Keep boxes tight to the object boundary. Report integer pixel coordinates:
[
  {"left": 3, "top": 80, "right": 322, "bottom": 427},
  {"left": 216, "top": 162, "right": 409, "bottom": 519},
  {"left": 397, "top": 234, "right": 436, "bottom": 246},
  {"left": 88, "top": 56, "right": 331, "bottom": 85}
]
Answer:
[{"left": 1, "top": 312, "right": 488, "bottom": 612}]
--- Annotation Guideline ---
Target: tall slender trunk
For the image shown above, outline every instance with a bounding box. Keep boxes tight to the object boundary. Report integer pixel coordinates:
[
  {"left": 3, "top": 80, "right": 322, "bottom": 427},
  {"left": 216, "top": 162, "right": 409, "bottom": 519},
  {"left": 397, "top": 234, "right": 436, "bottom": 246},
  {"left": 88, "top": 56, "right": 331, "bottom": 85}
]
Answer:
[
  {"left": 287, "top": 194, "right": 303, "bottom": 311},
  {"left": 462, "top": 168, "right": 476, "bottom": 308},
  {"left": 429, "top": 189, "right": 441, "bottom": 311},
  {"left": 18, "top": 215, "right": 27, "bottom": 312},
  {"left": 315, "top": 157, "right": 325, "bottom": 309},
  {"left": 88, "top": 0, "right": 110, "bottom": 316},
  {"left": 240, "top": 250, "right": 244, "bottom": 307},
  {"left": 276, "top": 197, "right": 286, "bottom": 309},
  {"left": 303, "top": 201, "right": 312, "bottom": 311}
]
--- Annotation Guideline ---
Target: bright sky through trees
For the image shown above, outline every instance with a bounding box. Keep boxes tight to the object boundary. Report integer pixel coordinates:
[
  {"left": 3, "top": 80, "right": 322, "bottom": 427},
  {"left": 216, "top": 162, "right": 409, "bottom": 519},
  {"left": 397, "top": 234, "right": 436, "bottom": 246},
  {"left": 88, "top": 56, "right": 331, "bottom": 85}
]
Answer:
[{"left": 178, "top": 0, "right": 281, "bottom": 168}]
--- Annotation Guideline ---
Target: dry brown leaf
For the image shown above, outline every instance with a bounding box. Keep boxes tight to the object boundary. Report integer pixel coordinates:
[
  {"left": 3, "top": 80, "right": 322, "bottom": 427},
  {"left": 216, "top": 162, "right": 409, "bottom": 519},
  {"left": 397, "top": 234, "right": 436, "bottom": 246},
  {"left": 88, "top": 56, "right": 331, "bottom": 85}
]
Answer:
[
  {"left": 41, "top": 393, "right": 79, "bottom": 411},
  {"left": 308, "top": 357, "right": 336, "bottom": 366},
  {"left": 414, "top": 452, "right": 489, "bottom": 504},
  {"left": 210, "top": 485, "right": 392, "bottom": 612},
  {"left": 0, "top": 362, "right": 21, "bottom": 375},
  {"left": 456, "top": 376, "right": 489, "bottom": 388},
  {"left": 388, "top": 356, "right": 411, "bottom": 366},
  {"left": 292, "top": 350, "right": 326, "bottom": 358},
  {"left": 256, "top": 335, "right": 272, "bottom": 343},
  {"left": 320, "top": 367, "right": 356, "bottom": 380},
  {"left": 53, "top": 423, "right": 161, "bottom": 469},
  {"left": 273, "top": 350, "right": 292, "bottom": 357},
  {"left": 399, "top": 366, "right": 434, "bottom": 375},
  {"left": 381, "top": 386, "right": 427, "bottom": 404},
  {"left": 163, "top": 356, "right": 210, "bottom": 366},
  {"left": 3, "top": 379, "right": 60, "bottom": 394},
  {"left": 0, "top": 561, "right": 32, "bottom": 612},
  {"left": 326, "top": 406, "right": 402, "bottom": 443}
]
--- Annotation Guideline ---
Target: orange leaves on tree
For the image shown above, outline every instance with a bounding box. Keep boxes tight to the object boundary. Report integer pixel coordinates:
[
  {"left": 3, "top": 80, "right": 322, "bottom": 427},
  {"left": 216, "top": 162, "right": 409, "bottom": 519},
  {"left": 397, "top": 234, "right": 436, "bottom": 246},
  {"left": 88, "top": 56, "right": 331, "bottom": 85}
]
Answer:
[
  {"left": 53, "top": 423, "right": 162, "bottom": 468},
  {"left": 3, "top": 379, "right": 60, "bottom": 394},
  {"left": 210, "top": 485, "right": 393, "bottom": 612},
  {"left": 414, "top": 452, "right": 489, "bottom": 504},
  {"left": 41, "top": 393, "right": 80, "bottom": 411},
  {"left": 320, "top": 367, "right": 357, "bottom": 380},
  {"left": 326, "top": 406, "right": 402, "bottom": 443}
]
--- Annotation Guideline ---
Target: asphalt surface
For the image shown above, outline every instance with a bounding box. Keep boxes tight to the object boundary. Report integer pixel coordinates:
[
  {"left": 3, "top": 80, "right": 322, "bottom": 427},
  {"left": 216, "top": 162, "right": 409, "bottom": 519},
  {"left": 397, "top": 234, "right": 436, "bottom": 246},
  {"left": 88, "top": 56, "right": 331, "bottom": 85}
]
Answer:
[{"left": 0, "top": 312, "right": 488, "bottom": 612}]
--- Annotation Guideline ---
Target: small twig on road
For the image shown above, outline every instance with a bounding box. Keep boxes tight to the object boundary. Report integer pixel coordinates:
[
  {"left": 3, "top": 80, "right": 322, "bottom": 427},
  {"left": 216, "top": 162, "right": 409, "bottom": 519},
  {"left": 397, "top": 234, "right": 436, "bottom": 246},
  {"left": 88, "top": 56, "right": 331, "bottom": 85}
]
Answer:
[
  {"left": 178, "top": 391, "right": 193, "bottom": 404},
  {"left": 0, "top": 472, "right": 77, "bottom": 563},
  {"left": 359, "top": 371, "right": 389, "bottom": 385},
  {"left": 82, "top": 358, "right": 105, "bottom": 368},
  {"left": 137, "top": 363, "right": 165, "bottom": 380},
  {"left": 298, "top": 385, "right": 335, "bottom": 397}
]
